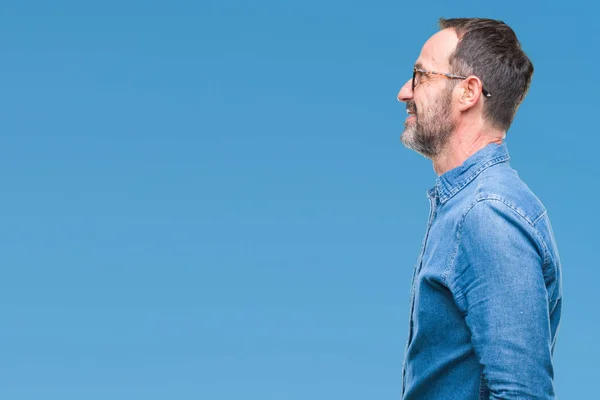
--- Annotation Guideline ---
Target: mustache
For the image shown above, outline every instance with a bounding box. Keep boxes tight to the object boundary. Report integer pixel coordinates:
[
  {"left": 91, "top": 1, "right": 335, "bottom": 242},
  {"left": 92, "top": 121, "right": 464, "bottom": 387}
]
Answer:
[{"left": 406, "top": 100, "right": 417, "bottom": 114}]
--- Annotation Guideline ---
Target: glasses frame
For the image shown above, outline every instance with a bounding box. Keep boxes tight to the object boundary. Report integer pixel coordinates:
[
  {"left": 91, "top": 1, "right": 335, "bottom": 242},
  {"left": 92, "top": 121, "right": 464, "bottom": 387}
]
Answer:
[{"left": 412, "top": 67, "right": 492, "bottom": 98}]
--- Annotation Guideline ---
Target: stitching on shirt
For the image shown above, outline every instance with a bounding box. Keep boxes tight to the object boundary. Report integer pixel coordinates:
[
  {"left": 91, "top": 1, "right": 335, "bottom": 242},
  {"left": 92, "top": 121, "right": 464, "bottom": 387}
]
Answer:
[
  {"left": 477, "top": 194, "right": 537, "bottom": 225},
  {"left": 532, "top": 209, "right": 548, "bottom": 225},
  {"left": 483, "top": 198, "right": 552, "bottom": 281},
  {"left": 442, "top": 196, "right": 548, "bottom": 304},
  {"left": 478, "top": 372, "right": 488, "bottom": 400},
  {"left": 532, "top": 210, "right": 551, "bottom": 264},
  {"left": 532, "top": 211, "right": 557, "bottom": 298}
]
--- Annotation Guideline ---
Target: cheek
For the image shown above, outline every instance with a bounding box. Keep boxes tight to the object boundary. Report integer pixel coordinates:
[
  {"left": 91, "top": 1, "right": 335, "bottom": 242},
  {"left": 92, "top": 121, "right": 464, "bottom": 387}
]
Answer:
[
  {"left": 414, "top": 93, "right": 432, "bottom": 115},
  {"left": 416, "top": 101, "right": 429, "bottom": 117}
]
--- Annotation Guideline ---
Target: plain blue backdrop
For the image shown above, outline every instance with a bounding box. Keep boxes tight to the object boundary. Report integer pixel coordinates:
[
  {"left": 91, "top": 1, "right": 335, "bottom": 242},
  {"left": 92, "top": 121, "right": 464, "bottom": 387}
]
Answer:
[{"left": 0, "top": 0, "right": 597, "bottom": 398}]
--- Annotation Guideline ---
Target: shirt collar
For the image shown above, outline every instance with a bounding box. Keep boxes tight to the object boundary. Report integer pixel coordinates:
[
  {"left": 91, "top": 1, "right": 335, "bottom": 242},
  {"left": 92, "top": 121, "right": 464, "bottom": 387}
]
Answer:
[{"left": 427, "top": 143, "right": 510, "bottom": 204}]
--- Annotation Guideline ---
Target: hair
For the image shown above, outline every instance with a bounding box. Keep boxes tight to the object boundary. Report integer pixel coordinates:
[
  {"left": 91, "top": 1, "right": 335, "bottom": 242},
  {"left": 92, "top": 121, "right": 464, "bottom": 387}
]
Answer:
[{"left": 438, "top": 18, "right": 534, "bottom": 131}]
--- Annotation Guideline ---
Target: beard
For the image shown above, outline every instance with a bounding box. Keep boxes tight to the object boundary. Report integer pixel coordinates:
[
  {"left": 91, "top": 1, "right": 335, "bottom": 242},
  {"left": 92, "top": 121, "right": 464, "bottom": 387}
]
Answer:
[{"left": 400, "top": 84, "right": 455, "bottom": 158}]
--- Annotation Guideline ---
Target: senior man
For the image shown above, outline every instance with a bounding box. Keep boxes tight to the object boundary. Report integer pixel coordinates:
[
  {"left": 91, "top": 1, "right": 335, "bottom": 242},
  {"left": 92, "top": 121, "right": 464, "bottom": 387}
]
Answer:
[{"left": 397, "top": 18, "right": 562, "bottom": 399}]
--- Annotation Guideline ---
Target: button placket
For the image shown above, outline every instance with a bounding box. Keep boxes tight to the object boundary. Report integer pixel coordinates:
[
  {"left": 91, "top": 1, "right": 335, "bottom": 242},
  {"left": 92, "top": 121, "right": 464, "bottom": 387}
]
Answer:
[{"left": 402, "top": 191, "right": 438, "bottom": 393}]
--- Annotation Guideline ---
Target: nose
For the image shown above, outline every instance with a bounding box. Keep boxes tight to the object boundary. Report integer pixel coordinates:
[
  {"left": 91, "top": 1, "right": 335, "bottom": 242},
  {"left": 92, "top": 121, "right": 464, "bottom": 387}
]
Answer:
[{"left": 397, "top": 78, "right": 413, "bottom": 103}]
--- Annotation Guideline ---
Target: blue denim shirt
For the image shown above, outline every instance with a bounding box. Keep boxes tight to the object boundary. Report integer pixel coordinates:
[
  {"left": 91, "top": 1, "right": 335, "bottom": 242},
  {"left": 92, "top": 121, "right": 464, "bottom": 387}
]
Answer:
[{"left": 401, "top": 143, "right": 562, "bottom": 400}]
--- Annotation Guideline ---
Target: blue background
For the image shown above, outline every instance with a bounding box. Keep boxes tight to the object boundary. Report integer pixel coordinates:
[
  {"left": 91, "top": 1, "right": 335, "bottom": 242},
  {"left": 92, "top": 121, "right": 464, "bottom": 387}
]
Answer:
[{"left": 0, "top": 1, "right": 596, "bottom": 398}]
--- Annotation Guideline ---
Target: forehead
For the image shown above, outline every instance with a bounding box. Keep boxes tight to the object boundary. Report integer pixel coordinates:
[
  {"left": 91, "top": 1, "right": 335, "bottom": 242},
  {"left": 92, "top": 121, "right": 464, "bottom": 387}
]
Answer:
[{"left": 415, "top": 28, "right": 459, "bottom": 70}]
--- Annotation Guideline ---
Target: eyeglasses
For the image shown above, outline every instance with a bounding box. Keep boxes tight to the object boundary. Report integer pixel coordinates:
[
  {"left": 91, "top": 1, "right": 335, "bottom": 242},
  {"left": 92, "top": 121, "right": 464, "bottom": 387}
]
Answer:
[{"left": 412, "top": 67, "right": 492, "bottom": 98}]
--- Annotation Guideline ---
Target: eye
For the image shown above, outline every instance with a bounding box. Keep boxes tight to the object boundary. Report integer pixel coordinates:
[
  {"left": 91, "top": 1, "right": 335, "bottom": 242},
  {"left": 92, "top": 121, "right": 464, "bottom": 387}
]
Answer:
[{"left": 414, "top": 70, "right": 423, "bottom": 86}]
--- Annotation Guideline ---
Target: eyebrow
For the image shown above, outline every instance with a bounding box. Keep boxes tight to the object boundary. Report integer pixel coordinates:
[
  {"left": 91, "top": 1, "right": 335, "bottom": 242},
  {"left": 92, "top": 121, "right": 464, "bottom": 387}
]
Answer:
[{"left": 414, "top": 61, "right": 424, "bottom": 69}]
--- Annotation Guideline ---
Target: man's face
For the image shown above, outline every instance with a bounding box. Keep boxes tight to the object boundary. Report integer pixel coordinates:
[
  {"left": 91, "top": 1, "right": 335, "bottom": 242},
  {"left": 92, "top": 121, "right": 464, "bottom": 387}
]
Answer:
[{"left": 398, "top": 29, "right": 460, "bottom": 158}]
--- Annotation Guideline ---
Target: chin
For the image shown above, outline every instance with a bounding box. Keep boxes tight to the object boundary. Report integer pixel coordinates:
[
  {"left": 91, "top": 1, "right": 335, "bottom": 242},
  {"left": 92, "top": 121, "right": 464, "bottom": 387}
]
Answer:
[{"left": 402, "top": 124, "right": 416, "bottom": 140}]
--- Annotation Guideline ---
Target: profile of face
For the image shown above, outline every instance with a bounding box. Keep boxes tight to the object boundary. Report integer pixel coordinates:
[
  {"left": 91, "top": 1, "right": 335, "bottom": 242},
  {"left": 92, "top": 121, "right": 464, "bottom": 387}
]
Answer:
[{"left": 398, "top": 29, "right": 461, "bottom": 159}]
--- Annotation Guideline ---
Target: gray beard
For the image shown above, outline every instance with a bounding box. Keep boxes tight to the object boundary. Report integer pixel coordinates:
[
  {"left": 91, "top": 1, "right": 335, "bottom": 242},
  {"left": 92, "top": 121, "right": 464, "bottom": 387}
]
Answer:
[
  {"left": 400, "top": 86, "right": 455, "bottom": 158},
  {"left": 401, "top": 119, "right": 454, "bottom": 158}
]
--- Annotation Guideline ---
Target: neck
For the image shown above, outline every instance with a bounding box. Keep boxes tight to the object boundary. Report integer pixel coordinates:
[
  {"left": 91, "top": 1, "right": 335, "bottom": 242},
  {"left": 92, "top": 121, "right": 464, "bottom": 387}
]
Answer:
[{"left": 432, "top": 127, "right": 505, "bottom": 176}]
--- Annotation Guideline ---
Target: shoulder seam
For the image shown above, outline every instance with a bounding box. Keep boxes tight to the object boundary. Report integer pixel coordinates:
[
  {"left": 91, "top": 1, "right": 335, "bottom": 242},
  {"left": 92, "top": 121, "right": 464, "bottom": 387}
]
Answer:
[
  {"left": 532, "top": 209, "right": 548, "bottom": 225},
  {"left": 472, "top": 195, "right": 544, "bottom": 227},
  {"left": 442, "top": 197, "right": 548, "bottom": 300}
]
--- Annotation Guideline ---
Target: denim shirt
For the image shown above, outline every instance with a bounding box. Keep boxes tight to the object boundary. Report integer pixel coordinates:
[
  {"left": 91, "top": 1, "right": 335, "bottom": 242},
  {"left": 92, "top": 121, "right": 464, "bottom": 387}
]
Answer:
[{"left": 401, "top": 143, "right": 562, "bottom": 400}]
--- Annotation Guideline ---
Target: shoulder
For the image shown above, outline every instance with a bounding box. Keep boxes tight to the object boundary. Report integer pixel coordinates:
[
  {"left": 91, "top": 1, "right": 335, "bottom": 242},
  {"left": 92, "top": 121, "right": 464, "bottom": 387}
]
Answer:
[{"left": 468, "top": 162, "right": 547, "bottom": 227}]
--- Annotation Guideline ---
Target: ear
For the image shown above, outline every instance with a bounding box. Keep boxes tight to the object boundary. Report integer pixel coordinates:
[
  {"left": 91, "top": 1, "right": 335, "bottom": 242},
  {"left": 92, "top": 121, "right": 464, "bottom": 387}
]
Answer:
[{"left": 458, "top": 76, "right": 483, "bottom": 112}]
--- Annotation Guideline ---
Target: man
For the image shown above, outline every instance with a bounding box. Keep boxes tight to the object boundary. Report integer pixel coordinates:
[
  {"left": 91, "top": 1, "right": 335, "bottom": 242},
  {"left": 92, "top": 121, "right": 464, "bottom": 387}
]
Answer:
[{"left": 397, "top": 18, "right": 562, "bottom": 399}]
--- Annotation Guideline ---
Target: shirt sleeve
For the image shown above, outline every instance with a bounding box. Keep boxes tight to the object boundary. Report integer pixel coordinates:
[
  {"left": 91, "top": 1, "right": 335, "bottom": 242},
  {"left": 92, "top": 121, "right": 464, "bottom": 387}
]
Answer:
[{"left": 450, "top": 199, "right": 555, "bottom": 399}]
